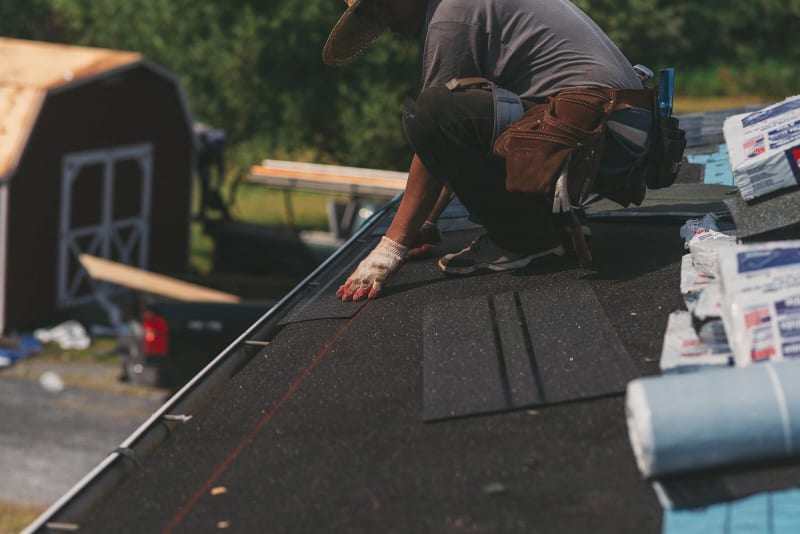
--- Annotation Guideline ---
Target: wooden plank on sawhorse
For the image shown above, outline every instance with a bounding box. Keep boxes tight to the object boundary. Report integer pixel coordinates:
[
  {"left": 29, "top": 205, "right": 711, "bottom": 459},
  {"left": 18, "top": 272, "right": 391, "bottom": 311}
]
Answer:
[{"left": 249, "top": 159, "right": 407, "bottom": 199}]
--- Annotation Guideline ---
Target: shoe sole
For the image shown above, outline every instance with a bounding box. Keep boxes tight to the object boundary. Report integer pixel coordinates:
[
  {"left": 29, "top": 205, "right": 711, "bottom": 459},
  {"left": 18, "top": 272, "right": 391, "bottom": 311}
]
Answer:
[{"left": 438, "top": 245, "right": 565, "bottom": 275}]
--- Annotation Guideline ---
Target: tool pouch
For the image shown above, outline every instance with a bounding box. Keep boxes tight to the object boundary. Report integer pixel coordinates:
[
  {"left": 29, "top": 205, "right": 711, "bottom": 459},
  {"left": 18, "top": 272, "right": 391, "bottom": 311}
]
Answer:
[
  {"left": 494, "top": 87, "right": 616, "bottom": 199},
  {"left": 643, "top": 114, "right": 687, "bottom": 189}
]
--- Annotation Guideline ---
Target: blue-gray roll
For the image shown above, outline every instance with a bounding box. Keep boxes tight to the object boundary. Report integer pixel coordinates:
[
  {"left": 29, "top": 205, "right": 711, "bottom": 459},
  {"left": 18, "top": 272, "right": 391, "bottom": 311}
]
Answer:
[{"left": 625, "top": 360, "right": 800, "bottom": 478}]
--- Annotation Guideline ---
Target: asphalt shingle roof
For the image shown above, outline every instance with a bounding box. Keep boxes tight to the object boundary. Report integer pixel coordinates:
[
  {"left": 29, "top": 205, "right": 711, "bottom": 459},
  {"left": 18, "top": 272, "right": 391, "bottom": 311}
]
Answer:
[{"left": 28, "top": 106, "right": 800, "bottom": 533}]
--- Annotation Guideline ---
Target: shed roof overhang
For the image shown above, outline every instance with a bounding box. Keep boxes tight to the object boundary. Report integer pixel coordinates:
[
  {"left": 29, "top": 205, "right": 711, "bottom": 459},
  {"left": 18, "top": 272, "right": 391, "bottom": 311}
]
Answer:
[{"left": 0, "top": 37, "right": 197, "bottom": 182}]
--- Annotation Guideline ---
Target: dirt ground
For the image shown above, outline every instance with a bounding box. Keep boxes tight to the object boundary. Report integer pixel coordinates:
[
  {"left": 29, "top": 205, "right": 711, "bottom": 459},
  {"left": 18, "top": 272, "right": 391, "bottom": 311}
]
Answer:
[{"left": 0, "top": 343, "right": 166, "bottom": 533}]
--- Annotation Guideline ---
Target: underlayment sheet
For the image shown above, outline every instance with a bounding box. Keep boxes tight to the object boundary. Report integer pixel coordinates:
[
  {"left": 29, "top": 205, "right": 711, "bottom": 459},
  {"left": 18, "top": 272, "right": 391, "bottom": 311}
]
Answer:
[
  {"left": 662, "top": 488, "right": 800, "bottom": 534},
  {"left": 625, "top": 361, "right": 800, "bottom": 480},
  {"left": 423, "top": 281, "right": 639, "bottom": 421},
  {"left": 625, "top": 360, "right": 800, "bottom": 510}
]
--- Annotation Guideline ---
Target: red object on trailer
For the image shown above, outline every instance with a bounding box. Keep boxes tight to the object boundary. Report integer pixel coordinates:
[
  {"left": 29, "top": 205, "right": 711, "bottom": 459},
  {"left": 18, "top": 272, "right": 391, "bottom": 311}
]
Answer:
[{"left": 143, "top": 311, "right": 169, "bottom": 356}]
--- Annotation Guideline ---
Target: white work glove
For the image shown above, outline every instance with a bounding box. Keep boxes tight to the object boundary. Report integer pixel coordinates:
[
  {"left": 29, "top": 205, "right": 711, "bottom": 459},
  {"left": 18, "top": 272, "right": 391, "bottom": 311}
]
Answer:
[
  {"left": 336, "top": 236, "right": 408, "bottom": 301},
  {"left": 407, "top": 221, "right": 443, "bottom": 260}
]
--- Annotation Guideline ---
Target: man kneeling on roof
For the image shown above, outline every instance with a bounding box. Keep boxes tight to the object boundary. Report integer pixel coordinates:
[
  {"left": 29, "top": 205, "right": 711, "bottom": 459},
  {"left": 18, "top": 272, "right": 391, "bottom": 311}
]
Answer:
[{"left": 326, "top": 0, "right": 656, "bottom": 302}]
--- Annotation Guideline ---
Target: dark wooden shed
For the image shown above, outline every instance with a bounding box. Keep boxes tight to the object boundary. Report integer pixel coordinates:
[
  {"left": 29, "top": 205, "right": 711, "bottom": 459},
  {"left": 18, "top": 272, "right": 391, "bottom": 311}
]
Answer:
[{"left": 0, "top": 38, "right": 196, "bottom": 332}]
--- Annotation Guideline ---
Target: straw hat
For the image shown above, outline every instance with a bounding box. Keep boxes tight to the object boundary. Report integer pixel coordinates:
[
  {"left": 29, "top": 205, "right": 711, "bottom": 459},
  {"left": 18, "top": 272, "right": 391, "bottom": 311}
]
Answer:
[{"left": 323, "top": 0, "right": 388, "bottom": 67}]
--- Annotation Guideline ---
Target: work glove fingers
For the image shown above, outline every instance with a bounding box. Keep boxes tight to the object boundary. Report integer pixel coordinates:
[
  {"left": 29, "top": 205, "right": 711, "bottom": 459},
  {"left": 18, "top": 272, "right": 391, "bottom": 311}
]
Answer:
[
  {"left": 367, "top": 280, "right": 383, "bottom": 299},
  {"left": 343, "top": 278, "right": 370, "bottom": 301},
  {"left": 352, "top": 285, "right": 372, "bottom": 301},
  {"left": 336, "top": 279, "right": 353, "bottom": 299},
  {"left": 335, "top": 237, "right": 407, "bottom": 301}
]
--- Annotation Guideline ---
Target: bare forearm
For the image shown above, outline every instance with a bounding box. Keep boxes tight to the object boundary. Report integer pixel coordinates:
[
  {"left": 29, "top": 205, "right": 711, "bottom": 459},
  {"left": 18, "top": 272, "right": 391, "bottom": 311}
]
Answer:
[
  {"left": 425, "top": 184, "right": 455, "bottom": 224},
  {"left": 385, "top": 155, "right": 444, "bottom": 246},
  {"left": 336, "top": 155, "right": 446, "bottom": 301}
]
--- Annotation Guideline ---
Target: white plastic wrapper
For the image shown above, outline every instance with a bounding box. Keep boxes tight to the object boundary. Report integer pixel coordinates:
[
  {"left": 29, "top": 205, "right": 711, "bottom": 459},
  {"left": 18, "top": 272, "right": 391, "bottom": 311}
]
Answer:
[
  {"left": 688, "top": 230, "right": 737, "bottom": 278},
  {"left": 659, "top": 311, "right": 732, "bottom": 373},
  {"left": 680, "top": 254, "right": 723, "bottom": 321},
  {"left": 33, "top": 320, "right": 91, "bottom": 350},
  {"left": 723, "top": 96, "right": 800, "bottom": 202},
  {"left": 679, "top": 255, "right": 715, "bottom": 313},
  {"left": 679, "top": 213, "right": 722, "bottom": 246},
  {"left": 693, "top": 283, "right": 723, "bottom": 322},
  {"left": 718, "top": 240, "right": 800, "bottom": 365}
]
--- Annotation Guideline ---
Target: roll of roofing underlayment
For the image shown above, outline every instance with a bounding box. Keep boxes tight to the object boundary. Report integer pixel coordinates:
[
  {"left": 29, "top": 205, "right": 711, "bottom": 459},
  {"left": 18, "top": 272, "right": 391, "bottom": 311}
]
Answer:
[{"left": 625, "top": 360, "right": 800, "bottom": 478}]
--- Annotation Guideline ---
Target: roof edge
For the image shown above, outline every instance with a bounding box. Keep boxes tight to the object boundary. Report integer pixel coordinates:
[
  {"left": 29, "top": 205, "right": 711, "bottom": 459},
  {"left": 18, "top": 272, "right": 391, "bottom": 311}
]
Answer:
[
  {"left": 0, "top": 37, "right": 142, "bottom": 90},
  {"left": 0, "top": 55, "right": 199, "bottom": 181},
  {"left": 0, "top": 87, "right": 46, "bottom": 182},
  {"left": 21, "top": 195, "right": 401, "bottom": 533}
]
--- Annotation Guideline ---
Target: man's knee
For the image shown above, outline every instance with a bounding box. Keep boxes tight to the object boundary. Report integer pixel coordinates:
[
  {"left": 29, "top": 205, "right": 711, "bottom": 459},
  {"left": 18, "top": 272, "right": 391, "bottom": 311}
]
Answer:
[
  {"left": 402, "top": 86, "right": 452, "bottom": 152},
  {"left": 402, "top": 87, "right": 458, "bottom": 182},
  {"left": 403, "top": 86, "right": 495, "bottom": 180}
]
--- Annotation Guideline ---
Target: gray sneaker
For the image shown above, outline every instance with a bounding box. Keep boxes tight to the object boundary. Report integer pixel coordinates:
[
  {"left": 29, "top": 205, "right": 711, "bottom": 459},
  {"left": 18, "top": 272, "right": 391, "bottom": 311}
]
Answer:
[{"left": 438, "top": 234, "right": 565, "bottom": 275}]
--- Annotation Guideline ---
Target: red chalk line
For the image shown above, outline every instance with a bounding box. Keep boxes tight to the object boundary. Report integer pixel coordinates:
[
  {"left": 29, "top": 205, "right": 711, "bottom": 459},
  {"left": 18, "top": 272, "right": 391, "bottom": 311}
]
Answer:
[{"left": 162, "top": 302, "right": 371, "bottom": 533}]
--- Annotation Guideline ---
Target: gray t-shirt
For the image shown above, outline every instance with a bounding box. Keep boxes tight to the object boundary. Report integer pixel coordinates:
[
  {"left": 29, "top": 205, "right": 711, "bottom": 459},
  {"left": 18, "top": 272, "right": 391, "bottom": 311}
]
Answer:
[{"left": 420, "top": 0, "right": 642, "bottom": 99}]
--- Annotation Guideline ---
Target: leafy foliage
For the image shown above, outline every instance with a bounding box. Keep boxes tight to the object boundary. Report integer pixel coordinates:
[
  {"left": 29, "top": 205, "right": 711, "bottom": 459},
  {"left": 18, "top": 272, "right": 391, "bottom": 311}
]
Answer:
[{"left": 2, "top": 0, "right": 798, "bottom": 173}]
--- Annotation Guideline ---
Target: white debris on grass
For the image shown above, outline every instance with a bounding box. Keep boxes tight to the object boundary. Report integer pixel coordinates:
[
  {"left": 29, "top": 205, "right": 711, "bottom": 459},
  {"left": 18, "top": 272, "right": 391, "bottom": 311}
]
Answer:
[
  {"left": 39, "top": 370, "right": 65, "bottom": 393},
  {"left": 34, "top": 320, "right": 91, "bottom": 351}
]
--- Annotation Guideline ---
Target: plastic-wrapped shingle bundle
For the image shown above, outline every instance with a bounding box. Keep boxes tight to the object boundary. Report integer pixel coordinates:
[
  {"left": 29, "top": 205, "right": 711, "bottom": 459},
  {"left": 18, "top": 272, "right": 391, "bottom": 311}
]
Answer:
[
  {"left": 662, "top": 216, "right": 736, "bottom": 373},
  {"left": 723, "top": 96, "right": 800, "bottom": 202},
  {"left": 722, "top": 97, "right": 800, "bottom": 241},
  {"left": 659, "top": 310, "right": 732, "bottom": 373},
  {"left": 626, "top": 360, "right": 800, "bottom": 478},
  {"left": 717, "top": 240, "right": 800, "bottom": 365}
]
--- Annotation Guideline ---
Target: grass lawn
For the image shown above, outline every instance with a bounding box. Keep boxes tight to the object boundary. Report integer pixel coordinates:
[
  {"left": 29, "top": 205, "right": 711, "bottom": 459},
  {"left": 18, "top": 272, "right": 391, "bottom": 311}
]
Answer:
[
  {"left": 226, "top": 184, "right": 343, "bottom": 227},
  {"left": 191, "top": 184, "right": 346, "bottom": 273},
  {"left": 0, "top": 500, "right": 45, "bottom": 534},
  {"left": 190, "top": 183, "right": 387, "bottom": 274},
  {"left": 674, "top": 94, "right": 771, "bottom": 114},
  {"left": 4, "top": 336, "right": 165, "bottom": 397}
]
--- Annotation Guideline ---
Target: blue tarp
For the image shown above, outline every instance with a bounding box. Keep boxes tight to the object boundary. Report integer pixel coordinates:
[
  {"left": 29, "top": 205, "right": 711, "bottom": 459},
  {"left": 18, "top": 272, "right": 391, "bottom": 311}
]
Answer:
[
  {"left": 664, "top": 488, "right": 800, "bottom": 534},
  {"left": 0, "top": 334, "right": 43, "bottom": 368},
  {"left": 687, "top": 144, "right": 736, "bottom": 186}
]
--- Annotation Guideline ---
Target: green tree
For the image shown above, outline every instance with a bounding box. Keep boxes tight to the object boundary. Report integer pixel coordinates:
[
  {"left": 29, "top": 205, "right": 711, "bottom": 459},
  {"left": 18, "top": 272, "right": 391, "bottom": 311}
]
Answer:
[
  {"left": 3, "top": 0, "right": 799, "bottom": 171},
  {"left": 42, "top": 0, "right": 420, "bottom": 171},
  {"left": 0, "top": 0, "right": 55, "bottom": 40},
  {"left": 575, "top": 0, "right": 687, "bottom": 69}
]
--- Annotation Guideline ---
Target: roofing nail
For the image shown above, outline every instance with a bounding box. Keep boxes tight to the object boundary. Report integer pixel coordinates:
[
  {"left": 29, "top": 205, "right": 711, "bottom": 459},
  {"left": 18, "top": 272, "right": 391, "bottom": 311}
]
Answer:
[{"left": 163, "top": 414, "right": 193, "bottom": 423}]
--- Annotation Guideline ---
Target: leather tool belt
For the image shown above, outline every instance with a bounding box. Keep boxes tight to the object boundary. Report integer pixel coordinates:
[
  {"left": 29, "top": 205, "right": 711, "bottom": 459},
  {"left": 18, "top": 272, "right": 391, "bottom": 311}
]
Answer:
[{"left": 494, "top": 86, "right": 661, "bottom": 206}]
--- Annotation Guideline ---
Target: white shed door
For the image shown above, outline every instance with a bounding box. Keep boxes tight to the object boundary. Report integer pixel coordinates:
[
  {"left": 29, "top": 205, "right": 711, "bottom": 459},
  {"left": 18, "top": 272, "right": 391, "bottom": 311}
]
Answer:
[{"left": 58, "top": 144, "right": 153, "bottom": 308}]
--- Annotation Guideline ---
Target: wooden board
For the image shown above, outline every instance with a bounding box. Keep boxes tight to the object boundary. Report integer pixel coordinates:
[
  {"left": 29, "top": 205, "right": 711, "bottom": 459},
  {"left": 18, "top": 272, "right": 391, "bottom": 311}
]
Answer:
[
  {"left": 250, "top": 159, "right": 407, "bottom": 198},
  {"left": 79, "top": 254, "right": 240, "bottom": 303}
]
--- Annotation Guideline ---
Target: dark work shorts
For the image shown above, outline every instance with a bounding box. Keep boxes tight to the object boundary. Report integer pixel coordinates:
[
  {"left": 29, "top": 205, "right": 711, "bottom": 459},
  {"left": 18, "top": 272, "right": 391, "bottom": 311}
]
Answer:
[{"left": 402, "top": 85, "right": 558, "bottom": 253}]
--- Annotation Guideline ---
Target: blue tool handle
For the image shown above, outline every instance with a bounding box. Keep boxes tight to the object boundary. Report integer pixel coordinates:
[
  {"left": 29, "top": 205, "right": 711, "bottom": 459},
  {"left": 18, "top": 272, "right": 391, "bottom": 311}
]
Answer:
[{"left": 657, "top": 68, "right": 675, "bottom": 117}]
